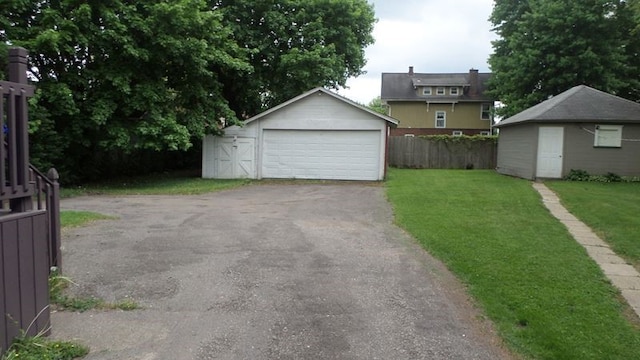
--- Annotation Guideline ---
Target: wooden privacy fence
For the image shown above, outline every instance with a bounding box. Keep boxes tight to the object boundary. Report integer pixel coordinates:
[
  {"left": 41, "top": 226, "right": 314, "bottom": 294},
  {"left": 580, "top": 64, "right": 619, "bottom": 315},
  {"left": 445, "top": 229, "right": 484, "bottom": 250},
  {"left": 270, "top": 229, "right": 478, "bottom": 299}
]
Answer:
[
  {"left": 1, "top": 47, "right": 61, "bottom": 354},
  {"left": 388, "top": 136, "right": 497, "bottom": 169}
]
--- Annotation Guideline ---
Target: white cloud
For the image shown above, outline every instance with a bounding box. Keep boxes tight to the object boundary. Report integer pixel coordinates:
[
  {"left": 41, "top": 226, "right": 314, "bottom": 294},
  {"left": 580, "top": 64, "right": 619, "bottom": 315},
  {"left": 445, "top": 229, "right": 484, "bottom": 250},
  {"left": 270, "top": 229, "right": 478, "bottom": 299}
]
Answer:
[{"left": 338, "top": 0, "right": 497, "bottom": 104}]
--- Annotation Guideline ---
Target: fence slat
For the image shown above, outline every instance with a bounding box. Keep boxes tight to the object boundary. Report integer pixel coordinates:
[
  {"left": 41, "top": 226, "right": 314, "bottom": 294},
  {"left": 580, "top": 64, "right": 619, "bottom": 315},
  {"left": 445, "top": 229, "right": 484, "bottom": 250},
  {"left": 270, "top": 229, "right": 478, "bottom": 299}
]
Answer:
[{"left": 388, "top": 136, "right": 497, "bottom": 169}]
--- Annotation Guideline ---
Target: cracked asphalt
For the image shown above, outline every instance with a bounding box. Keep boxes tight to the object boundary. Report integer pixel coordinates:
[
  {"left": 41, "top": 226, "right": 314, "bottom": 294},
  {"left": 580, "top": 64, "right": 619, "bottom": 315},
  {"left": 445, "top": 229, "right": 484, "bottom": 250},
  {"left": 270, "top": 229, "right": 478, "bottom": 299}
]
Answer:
[{"left": 51, "top": 183, "right": 512, "bottom": 359}]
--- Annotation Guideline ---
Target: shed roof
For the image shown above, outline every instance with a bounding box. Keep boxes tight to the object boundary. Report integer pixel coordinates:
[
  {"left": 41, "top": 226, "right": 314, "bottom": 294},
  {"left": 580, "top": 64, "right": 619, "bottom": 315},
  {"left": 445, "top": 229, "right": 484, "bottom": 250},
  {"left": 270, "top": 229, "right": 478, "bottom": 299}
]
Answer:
[
  {"left": 381, "top": 71, "right": 492, "bottom": 102},
  {"left": 496, "top": 85, "right": 640, "bottom": 127},
  {"left": 243, "top": 87, "right": 398, "bottom": 126}
]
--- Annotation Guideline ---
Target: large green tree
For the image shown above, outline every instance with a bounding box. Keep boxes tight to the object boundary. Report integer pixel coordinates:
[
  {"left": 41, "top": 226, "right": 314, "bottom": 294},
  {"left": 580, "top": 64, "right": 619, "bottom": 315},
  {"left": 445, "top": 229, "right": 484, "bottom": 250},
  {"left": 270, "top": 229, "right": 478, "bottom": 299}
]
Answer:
[
  {"left": 488, "top": 0, "right": 639, "bottom": 117},
  {"left": 2, "top": 0, "right": 249, "bottom": 180},
  {"left": 212, "top": 0, "right": 376, "bottom": 117},
  {"left": 1, "top": 0, "right": 376, "bottom": 181}
]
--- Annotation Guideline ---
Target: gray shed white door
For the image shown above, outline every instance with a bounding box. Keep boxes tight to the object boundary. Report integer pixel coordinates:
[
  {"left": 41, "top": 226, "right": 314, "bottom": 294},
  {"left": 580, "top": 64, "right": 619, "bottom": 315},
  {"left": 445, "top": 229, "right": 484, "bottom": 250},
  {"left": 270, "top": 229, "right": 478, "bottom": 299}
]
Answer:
[
  {"left": 261, "top": 130, "right": 381, "bottom": 180},
  {"left": 536, "top": 127, "right": 564, "bottom": 178}
]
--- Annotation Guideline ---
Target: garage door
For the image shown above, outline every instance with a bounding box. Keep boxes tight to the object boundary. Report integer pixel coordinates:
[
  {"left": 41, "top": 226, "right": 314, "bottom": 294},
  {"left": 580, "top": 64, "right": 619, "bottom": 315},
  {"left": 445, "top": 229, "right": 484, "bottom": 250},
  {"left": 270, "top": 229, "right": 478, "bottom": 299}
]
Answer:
[{"left": 262, "top": 130, "right": 381, "bottom": 180}]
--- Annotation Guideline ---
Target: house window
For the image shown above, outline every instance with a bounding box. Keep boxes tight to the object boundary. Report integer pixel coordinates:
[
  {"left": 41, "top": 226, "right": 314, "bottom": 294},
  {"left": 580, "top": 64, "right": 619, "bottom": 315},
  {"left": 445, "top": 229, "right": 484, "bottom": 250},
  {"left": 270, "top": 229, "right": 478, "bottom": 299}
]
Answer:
[
  {"left": 480, "top": 130, "right": 491, "bottom": 136},
  {"left": 594, "top": 125, "right": 623, "bottom": 147},
  {"left": 481, "top": 103, "right": 492, "bottom": 120},
  {"left": 452, "top": 130, "right": 463, "bottom": 136},
  {"left": 450, "top": 87, "right": 459, "bottom": 96},
  {"left": 436, "top": 87, "right": 445, "bottom": 95},
  {"left": 422, "top": 87, "right": 432, "bottom": 95},
  {"left": 435, "top": 111, "right": 446, "bottom": 128}
]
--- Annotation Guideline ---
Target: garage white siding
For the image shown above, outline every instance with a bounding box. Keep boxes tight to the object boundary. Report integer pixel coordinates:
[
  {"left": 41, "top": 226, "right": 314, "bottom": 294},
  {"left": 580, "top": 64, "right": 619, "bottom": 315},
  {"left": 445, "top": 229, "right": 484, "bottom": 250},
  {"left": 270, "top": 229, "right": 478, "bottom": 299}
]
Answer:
[
  {"left": 262, "top": 130, "right": 380, "bottom": 180},
  {"left": 202, "top": 88, "right": 397, "bottom": 181}
]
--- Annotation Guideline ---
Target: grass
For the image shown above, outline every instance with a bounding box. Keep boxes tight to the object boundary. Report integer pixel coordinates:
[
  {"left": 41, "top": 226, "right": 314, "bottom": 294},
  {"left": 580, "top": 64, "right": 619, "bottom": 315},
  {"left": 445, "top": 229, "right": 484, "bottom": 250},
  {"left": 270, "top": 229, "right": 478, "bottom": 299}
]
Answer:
[
  {"left": 60, "top": 210, "right": 115, "bottom": 228},
  {"left": 61, "top": 170, "right": 250, "bottom": 197},
  {"left": 386, "top": 169, "right": 640, "bottom": 359},
  {"left": 546, "top": 181, "right": 640, "bottom": 270},
  {"left": 1, "top": 335, "right": 88, "bottom": 360},
  {"left": 49, "top": 271, "right": 139, "bottom": 312}
]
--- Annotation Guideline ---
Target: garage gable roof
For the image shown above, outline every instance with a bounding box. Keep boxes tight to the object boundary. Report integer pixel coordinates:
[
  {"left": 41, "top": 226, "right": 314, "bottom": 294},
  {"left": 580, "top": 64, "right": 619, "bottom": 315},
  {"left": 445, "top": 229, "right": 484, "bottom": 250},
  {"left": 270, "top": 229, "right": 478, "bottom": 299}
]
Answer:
[
  {"left": 243, "top": 87, "right": 398, "bottom": 127},
  {"left": 496, "top": 85, "right": 640, "bottom": 127}
]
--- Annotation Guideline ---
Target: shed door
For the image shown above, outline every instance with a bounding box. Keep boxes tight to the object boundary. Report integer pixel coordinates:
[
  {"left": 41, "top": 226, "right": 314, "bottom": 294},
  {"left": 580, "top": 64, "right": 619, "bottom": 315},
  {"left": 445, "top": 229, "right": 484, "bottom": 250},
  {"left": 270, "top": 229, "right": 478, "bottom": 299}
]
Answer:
[
  {"left": 261, "top": 130, "right": 381, "bottom": 180},
  {"left": 536, "top": 127, "right": 564, "bottom": 178},
  {"left": 217, "top": 137, "right": 255, "bottom": 178}
]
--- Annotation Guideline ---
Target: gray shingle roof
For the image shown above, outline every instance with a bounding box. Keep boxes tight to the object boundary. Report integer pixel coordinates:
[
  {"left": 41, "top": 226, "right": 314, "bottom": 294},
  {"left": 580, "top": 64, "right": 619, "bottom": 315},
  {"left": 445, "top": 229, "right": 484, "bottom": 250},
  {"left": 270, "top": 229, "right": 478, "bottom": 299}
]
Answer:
[
  {"left": 496, "top": 85, "right": 640, "bottom": 127},
  {"left": 381, "top": 71, "right": 493, "bottom": 101}
]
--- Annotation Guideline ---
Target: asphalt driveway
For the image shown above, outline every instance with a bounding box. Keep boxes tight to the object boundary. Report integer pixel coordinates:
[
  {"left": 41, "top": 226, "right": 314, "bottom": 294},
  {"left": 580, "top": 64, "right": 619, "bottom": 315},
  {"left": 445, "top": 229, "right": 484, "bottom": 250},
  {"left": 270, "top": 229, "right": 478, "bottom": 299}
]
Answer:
[{"left": 52, "top": 184, "right": 511, "bottom": 359}]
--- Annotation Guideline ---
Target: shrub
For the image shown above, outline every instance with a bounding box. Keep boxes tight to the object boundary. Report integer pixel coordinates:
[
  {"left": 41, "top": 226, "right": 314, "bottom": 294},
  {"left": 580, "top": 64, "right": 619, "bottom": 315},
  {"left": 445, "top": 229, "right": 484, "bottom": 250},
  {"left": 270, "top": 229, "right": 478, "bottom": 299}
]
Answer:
[{"left": 564, "top": 169, "right": 590, "bottom": 181}]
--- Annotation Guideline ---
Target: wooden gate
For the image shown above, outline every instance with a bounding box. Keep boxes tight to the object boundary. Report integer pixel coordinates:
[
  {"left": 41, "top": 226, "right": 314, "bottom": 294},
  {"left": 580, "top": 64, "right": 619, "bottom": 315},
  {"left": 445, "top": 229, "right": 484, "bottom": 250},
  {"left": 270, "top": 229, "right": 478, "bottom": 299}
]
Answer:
[{"left": 0, "top": 47, "right": 61, "bottom": 353}]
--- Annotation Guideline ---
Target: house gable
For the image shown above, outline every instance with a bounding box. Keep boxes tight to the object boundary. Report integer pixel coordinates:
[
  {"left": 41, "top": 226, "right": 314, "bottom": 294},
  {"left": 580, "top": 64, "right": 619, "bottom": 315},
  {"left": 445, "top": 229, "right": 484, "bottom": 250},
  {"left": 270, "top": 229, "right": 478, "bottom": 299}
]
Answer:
[{"left": 381, "top": 68, "right": 495, "bottom": 135}]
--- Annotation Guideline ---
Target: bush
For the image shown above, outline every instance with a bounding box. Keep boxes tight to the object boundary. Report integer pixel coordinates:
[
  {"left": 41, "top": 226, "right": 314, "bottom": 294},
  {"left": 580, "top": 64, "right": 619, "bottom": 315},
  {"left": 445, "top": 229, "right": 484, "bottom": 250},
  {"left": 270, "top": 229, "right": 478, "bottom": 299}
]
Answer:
[
  {"left": 564, "top": 169, "right": 590, "bottom": 181},
  {"left": 564, "top": 169, "right": 638, "bottom": 183}
]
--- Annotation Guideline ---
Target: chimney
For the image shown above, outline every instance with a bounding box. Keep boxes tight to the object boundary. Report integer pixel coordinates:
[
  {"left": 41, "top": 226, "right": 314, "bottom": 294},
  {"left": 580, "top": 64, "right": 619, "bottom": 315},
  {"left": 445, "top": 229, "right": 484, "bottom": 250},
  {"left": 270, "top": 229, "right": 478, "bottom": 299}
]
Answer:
[
  {"left": 408, "top": 66, "right": 414, "bottom": 76},
  {"left": 469, "top": 68, "right": 479, "bottom": 97}
]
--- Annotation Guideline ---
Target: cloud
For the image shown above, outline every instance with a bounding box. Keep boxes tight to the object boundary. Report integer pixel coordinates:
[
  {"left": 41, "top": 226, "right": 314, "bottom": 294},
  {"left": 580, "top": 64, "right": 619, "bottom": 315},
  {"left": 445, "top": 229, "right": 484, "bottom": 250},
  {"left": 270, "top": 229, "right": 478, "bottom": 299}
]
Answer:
[{"left": 338, "top": 0, "right": 497, "bottom": 104}]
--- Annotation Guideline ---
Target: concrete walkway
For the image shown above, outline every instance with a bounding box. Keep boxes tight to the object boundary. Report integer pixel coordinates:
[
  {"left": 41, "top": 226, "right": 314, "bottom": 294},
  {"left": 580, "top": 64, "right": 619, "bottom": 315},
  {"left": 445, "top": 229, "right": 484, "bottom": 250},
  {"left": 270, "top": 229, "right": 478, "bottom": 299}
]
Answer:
[{"left": 533, "top": 182, "right": 640, "bottom": 317}]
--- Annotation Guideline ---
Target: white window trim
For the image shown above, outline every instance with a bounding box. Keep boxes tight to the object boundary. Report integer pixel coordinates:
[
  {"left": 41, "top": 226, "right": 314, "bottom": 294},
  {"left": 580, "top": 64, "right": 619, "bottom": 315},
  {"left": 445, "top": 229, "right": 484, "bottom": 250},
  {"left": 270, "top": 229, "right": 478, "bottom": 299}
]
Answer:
[
  {"left": 435, "top": 111, "right": 446, "bottom": 128},
  {"left": 436, "top": 87, "right": 445, "bottom": 95},
  {"left": 452, "top": 130, "right": 463, "bottom": 136},
  {"left": 422, "top": 87, "right": 432, "bottom": 95},
  {"left": 480, "top": 130, "right": 491, "bottom": 136},
  {"left": 594, "top": 125, "right": 623, "bottom": 148},
  {"left": 481, "top": 103, "right": 492, "bottom": 120},
  {"left": 450, "top": 87, "right": 459, "bottom": 96}
]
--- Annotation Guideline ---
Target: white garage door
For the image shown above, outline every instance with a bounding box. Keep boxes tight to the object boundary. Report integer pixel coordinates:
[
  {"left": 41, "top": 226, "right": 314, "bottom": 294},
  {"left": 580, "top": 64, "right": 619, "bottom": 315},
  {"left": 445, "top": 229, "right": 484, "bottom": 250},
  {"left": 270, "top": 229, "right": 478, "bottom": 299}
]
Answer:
[{"left": 262, "top": 130, "right": 381, "bottom": 180}]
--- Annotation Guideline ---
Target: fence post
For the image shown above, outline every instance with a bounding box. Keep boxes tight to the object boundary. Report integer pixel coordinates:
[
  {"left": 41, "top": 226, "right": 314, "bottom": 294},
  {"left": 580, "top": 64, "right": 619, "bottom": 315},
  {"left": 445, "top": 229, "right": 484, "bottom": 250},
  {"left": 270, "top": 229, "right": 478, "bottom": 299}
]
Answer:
[
  {"left": 47, "top": 168, "right": 62, "bottom": 272},
  {"left": 7, "top": 47, "right": 32, "bottom": 212},
  {"left": 8, "top": 48, "right": 28, "bottom": 84}
]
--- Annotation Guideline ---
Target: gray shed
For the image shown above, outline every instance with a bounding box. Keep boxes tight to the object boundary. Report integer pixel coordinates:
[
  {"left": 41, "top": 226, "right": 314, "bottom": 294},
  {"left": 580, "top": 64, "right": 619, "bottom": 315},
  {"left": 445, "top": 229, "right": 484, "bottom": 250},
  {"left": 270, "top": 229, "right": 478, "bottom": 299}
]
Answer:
[
  {"left": 495, "top": 85, "right": 640, "bottom": 179},
  {"left": 202, "top": 88, "right": 398, "bottom": 181}
]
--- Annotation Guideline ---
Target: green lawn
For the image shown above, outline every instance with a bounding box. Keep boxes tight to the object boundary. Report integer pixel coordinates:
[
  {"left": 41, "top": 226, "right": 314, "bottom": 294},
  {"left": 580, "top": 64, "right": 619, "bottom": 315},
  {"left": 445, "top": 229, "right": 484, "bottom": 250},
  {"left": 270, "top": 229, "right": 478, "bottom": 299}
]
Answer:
[
  {"left": 60, "top": 210, "right": 115, "bottom": 228},
  {"left": 546, "top": 181, "right": 640, "bottom": 270},
  {"left": 61, "top": 171, "right": 250, "bottom": 197},
  {"left": 386, "top": 169, "right": 640, "bottom": 359}
]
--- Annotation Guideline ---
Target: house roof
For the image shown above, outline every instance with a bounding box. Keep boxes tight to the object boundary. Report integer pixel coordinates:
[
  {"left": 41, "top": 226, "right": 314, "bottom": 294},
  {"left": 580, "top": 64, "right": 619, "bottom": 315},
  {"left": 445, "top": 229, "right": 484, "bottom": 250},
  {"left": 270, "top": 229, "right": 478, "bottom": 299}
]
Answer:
[
  {"left": 381, "top": 71, "right": 493, "bottom": 102},
  {"left": 495, "top": 85, "right": 640, "bottom": 127},
  {"left": 243, "top": 87, "right": 398, "bottom": 126}
]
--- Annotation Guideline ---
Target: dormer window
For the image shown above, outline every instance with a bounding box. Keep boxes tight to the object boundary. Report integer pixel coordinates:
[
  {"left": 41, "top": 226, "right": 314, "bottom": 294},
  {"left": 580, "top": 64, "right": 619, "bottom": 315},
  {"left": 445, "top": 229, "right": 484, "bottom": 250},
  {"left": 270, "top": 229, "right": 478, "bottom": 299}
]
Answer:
[
  {"left": 450, "top": 87, "right": 459, "bottom": 96},
  {"left": 422, "top": 87, "right": 432, "bottom": 95},
  {"left": 436, "top": 87, "right": 445, "bottom": 95}
]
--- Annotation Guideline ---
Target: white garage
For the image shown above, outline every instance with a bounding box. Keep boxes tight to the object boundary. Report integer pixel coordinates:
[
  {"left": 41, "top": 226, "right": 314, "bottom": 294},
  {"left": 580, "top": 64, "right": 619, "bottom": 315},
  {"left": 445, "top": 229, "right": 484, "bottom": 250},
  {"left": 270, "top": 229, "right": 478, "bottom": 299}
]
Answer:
[{"left": 202, "top": 88, "right": 398, "bottom": 181}]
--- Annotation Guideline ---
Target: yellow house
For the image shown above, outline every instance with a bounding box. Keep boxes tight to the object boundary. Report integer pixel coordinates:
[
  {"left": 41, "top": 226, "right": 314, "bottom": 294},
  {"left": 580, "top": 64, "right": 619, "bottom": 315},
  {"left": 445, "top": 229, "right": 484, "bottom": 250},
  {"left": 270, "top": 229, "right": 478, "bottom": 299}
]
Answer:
[{"left": 381, "top": 67, "right": 495, "bottom": 136}]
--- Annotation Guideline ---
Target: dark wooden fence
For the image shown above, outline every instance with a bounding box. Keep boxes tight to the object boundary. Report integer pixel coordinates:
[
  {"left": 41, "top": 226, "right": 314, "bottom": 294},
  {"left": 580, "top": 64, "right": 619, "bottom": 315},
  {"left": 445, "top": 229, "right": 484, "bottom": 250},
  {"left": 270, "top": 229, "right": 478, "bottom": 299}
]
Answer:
[
  {"left": 388, "top": 136, "right": 497, "bottom": 169},
  {"left": 1, "top": 47, "right": 61, "bottom": 354}
]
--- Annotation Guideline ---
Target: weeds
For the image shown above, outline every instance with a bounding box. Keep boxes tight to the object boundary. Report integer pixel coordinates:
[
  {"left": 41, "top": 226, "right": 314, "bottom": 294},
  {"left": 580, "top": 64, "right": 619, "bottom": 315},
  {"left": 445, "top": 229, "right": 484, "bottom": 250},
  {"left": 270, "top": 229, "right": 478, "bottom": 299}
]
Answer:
[
  {"left": 2, "top": 335, "right": 88, "bottom": 360},
  {"left": 49, "top": 271, "right": 139, "bottom": 312}
]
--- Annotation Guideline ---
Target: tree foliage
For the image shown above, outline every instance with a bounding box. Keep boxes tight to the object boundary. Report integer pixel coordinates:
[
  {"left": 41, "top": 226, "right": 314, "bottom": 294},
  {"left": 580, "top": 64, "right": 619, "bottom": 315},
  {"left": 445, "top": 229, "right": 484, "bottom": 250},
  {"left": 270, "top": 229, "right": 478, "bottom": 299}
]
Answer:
[
  {"left": 488, "top": 0, "right": 640, "bottom": 117},
  {"left": 212, "top": 0, "right": 376, "bottom": 116},
  {"left": 1, "top": 0, "right": 376, "bottom": 182},
  {"left": 367, "top": 96, "right": 388, "bottom": 115}
]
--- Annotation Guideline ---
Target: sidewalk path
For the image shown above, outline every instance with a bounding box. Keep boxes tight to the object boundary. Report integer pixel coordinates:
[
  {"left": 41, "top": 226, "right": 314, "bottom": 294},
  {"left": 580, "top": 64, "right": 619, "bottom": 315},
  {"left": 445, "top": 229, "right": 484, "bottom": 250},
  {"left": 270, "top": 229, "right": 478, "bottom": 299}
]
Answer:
[{"left": 532, "top": 182, "right": 640, "bottom": 317}]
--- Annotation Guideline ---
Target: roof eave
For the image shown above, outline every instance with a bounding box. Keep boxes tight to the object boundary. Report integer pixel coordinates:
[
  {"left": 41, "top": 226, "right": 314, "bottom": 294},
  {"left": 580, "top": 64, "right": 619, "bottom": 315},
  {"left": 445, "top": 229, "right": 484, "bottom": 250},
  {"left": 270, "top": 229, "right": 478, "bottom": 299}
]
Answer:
[
  {"left": 495, "top": 118, "right": 640, "bottom": 128},
  {"left": 245, "top": 87, "right": 399, "bottom": 126}
]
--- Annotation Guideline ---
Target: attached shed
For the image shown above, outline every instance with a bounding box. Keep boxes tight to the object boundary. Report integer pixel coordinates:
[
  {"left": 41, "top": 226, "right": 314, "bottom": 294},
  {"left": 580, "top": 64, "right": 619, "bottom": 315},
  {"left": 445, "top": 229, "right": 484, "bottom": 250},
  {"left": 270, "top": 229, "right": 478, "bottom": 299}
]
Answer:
[
  {"left": 495, "top": 85, "right": 640, "bottom": 179},
  {"left": 202, "top": 87, "right": 398, "bottom": 181}
]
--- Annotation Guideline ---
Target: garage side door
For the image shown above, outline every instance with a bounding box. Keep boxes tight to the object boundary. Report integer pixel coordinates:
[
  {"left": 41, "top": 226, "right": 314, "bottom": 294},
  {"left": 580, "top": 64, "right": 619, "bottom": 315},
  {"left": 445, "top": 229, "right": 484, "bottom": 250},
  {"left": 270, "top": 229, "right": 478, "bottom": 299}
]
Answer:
[{"left": 262, "top": 130, "right": 381, "bottom": 180}]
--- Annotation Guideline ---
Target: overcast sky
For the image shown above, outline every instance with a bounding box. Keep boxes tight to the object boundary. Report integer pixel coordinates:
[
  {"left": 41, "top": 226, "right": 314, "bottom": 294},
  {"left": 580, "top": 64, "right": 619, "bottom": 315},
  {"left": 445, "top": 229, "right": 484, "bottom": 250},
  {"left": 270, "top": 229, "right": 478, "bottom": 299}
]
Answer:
[{"left": 337, "top": 0, "right": 497, "bottom": 104}]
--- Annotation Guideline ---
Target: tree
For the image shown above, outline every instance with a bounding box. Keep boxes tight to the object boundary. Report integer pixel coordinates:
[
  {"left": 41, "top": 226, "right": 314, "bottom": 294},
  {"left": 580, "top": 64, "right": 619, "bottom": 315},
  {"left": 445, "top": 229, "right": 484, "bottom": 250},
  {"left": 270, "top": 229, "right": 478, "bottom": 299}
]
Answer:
[
  {"left": 367, "top": 96, "right": 388, "bottom": 115},
  {"left": 211, "top": 0, "right": 376, "bottom": 117},
  {"left": 488, "top": 0, "right": 638, "bottom": 117},
  {"left": 2, "top": 0, "right": 376, "bottom": 182},
  {"left": 2, "top": 0, "right": 250, "bottom": 180}
]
